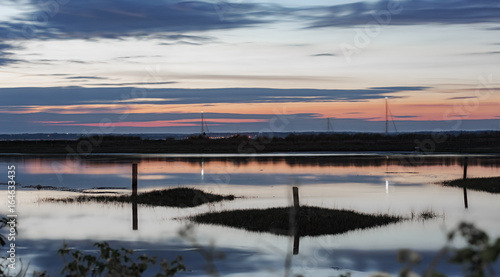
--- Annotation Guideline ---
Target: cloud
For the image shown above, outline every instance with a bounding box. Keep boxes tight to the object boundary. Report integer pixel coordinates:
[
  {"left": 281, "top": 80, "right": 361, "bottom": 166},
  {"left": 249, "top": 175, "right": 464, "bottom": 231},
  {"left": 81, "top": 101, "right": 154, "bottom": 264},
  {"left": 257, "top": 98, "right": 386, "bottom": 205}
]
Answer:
[
  {"left": 89, "top": 81, "right": 178, "bottom": 86},
  {"left": 447, "top": 96, "right": 478, "bottom": 100},
  {"left": 371, "top": 86, "right": 428, "bottom": 91},
  {"left": 2, "top": 111, "right": 318, "bottom": 132},
  {"left": 0, "top": 43, "right": 14, "bottom": 52},
  {"left": 155, "top": 33, "right": 215, "bottom": 45},
  {"left": 312, "top": 53, "right": 336, "bottom": 57},
  {"left": 448, "top": 114, "right": 469, "bottom": 117},
  {"left": 391, "top": 115, "right": 418, "bottom": 119},
  {"left": 19, "top": 58, "right": 92, "bottom": 65},
  {"left": 0, "top": 57, "right": 18, "bottom": 66},
  {"left": 4, "top": 0, "right": 277, "bottom": 41},
  {"left": 12, "top": 111, "right": 310, "bottom": 122},
  {"left": 1, "top": 0, "right": 498, "bottom": 44},
  {"left": 158, "top": 34, "right": 214, "bottom": 41},
  {"left": 171, "top": 73, "right": 338, "bottom": 82},
  {"left": 0, "top": 86, "right": 429, "bottom": 107},
  {"left": 65, "top": 76, "right": 109, "bottom": 80},
  {"left": 465, "top": 51, "right": 500, "bottom": 55},
  {"left": 115, "top": 55, "right": 162, "bottom": 60},
  {"left": 35, "top": 73, "right": 71, "bottom": 77},
  {"left": 35, "top": 118, "right": 270, "bottom": 128},
  {"left": 308, "top": 0, "right": 500, "bottom": 28},
  {"left": 158, "top": 41, "right": 203, "bottom": 46},
  {"left": 0, "top": 42, "right": 20, "bottom": 66},
  {"left": 1, "top": 108, "right": 499, "bottom": 133}
]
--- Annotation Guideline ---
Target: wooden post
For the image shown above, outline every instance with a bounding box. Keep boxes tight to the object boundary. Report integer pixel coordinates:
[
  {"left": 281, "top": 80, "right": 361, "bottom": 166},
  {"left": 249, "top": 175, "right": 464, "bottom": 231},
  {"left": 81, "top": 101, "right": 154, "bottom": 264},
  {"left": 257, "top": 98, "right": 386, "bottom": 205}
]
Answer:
[
  {"left": 293, "top": 186, "right": 300, "bottom": 211},
  {"left": 132, "top": 164, "right": 138, "bottom": 230},
  {"left": 132, "top": 163, "right": 138, "bottom": 197},
  {"left": 463, "top": 157, "right": 468, "bottom": 179},
  {"left": 292, "top": 186, "right": 300, "bottom": 255},
  {"left": 463, "top": 157, "right": 468, "bottom": 209}
]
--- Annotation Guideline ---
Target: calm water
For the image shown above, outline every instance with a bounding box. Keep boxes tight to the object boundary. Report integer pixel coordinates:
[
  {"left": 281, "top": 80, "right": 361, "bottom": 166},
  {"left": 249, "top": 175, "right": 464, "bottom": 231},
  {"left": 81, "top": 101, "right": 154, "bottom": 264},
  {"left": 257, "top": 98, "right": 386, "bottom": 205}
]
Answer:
[{"left": 1, "top": 153, "right": 500, "bottom": 276}]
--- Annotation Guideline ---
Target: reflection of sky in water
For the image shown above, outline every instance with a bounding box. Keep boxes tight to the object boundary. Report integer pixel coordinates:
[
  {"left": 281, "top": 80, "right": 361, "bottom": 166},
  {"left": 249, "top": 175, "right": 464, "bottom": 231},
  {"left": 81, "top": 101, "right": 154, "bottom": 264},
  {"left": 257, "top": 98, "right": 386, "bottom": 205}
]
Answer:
[
  {"left": 3, "top": 155, "right": 500, "bottom": 190},
  {"left": 1, "top": 154, "right": 500, "bottom": 276}
]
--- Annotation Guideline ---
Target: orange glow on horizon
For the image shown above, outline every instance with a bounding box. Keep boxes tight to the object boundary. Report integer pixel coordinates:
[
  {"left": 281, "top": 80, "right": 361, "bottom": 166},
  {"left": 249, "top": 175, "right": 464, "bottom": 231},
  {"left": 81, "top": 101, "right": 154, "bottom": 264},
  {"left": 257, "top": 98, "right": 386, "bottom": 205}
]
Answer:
[
  {"left": 5, "top": 91, "right": 500, "bottom": 125},
  {"left": 33, "top": 118, "right": 269, "bottom": 127}
]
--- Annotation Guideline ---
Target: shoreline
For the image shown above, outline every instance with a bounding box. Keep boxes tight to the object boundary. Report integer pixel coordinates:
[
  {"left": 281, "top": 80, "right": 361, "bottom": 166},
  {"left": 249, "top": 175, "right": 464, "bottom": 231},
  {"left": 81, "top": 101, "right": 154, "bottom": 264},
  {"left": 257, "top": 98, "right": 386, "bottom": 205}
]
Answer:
[
  {"left": 1, "top": 132, "right": 500, "bottom": 154},
  {"left": 2, "top": 152, "right": 500, "bottom": 157}
]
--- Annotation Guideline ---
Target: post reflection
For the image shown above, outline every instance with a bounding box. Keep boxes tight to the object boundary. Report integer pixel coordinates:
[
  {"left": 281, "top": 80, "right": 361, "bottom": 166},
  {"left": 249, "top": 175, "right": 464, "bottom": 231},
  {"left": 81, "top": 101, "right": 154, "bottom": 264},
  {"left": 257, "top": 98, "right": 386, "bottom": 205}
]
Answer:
[
  {"left": 463, "top": 187, "right": 469, "bottom": 209},
  {"left": 132, "top": 201, "right": 138, "bottom": 230},
  {"left": 132, "top": 163, "right": 138, "bottom": 230},
  {"left": 463, "top": 157, "right": 469, "bottom": 209}
]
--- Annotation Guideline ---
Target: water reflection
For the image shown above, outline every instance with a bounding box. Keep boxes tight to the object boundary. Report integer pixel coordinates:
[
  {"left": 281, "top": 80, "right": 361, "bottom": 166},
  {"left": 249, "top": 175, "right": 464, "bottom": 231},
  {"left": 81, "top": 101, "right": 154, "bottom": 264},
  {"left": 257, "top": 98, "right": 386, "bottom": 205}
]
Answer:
[
  {"left": 1, "top": 154, "right": 499, "bottom": 276},
  {"left": 201, "top": 159, "right": 204, "bottom": 182},
  {"left": 4, "top": 155, "right": 500, "bottom": 192},
  {"left": 13, "top": 154, "right": 500, "bottom": 169}
]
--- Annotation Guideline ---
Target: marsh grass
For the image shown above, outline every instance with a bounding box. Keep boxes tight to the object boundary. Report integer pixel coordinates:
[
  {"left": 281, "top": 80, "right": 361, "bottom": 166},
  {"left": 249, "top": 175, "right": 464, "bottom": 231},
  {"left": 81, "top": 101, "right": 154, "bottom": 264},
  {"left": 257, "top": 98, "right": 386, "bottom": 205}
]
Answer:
[
  {"left": 442, "top": 176, "right": 500, "bottom": 193},
  {"left": 190, "top": 206, "right": 404, "bottom": 237},
  {"left": 409, "top": 209, "right": 442, "bottom": 221},
  {"left": 45, "top": 187, "right": 235, "bottom": 208},
  {"left": 418, "top": 210, "right": 439, "bottom": 220}
]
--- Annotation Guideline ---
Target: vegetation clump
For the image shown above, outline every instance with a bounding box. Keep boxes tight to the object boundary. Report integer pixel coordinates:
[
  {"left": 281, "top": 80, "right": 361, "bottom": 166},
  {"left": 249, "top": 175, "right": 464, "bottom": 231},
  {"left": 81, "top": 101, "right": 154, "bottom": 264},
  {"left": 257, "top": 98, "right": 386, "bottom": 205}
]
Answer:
[
  {"left": 410, "top": 209, "right": 441, "bottom": 220},
  {"left": 46, "top": 187, "right": 235, "bottom": 207},
  {"left": 56, "top": 242, "right": 185, "bottom": 277},
  {"left": 191, "top": 206, "right": 403, "bottom": 237},
  {"left": 395, "top": 222, "right": 500, "bottom": 277},
  {"left": 442, "top": 176, "right": 500, "bottom": 194}
]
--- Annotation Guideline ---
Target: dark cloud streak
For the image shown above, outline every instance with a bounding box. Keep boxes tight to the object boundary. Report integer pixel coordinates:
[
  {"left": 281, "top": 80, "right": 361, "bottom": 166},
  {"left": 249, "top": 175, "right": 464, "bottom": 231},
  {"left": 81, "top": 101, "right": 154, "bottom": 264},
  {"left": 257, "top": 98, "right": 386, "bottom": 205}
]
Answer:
[
  {"left": 65, "top": 76, "right": 108, "bottom": 80},
  {"left": 89, "top": 81, "right": 178, "bottom": 86},
  {"left": 312, "top": 53, "right": 336, "bottom": 57},
  {"left": 447, "top": 96, "right": 478, "bottom": 100},
  {"left": 1, "top": 0, "right": 497, "bottom": 53},
  {"left": 0, "top": 86, "right": 429, "bottom": 106},
  {"left": 308, "top": 0, "right": 500, "bottom": 28},
  {"left": 3, "top": 0, "right": 275, "bottom": 41},
  {"left": 0, "top": 42, "right": 20, "bottom": 66},
  {"left": 0, "top": 0, "right": 498, "bottom": 44}
]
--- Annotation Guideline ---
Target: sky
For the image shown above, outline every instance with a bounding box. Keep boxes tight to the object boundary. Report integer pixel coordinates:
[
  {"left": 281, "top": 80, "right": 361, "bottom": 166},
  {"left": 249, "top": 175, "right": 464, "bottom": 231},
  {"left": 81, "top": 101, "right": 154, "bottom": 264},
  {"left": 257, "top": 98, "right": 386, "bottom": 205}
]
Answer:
[{"left": 0, "top": 0, "right": 499, "bottom": 134}]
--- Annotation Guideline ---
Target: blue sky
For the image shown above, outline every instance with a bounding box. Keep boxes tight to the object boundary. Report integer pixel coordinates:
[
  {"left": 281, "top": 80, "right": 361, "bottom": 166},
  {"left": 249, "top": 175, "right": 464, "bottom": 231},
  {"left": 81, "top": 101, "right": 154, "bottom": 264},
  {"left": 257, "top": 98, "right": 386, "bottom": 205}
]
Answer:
[{"left": 0, "top": 0, "right": 499, "bottom": 133}]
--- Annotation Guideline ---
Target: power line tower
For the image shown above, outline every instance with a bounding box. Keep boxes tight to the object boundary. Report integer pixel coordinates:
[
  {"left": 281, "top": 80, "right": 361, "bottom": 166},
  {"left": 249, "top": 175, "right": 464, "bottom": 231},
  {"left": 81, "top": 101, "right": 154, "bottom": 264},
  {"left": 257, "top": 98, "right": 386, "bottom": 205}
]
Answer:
[
  {"left": 385, "top": 97, "right": 388, "bottom": 134},
  {"left": 385, "top": 97, "right": 398, "bottom": 134},
  {"left": 327, "top": 118, "right": 334, "bottom": 132},
  {"left": 201, "top": 111, "right": 209, "bottom": 136}
]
